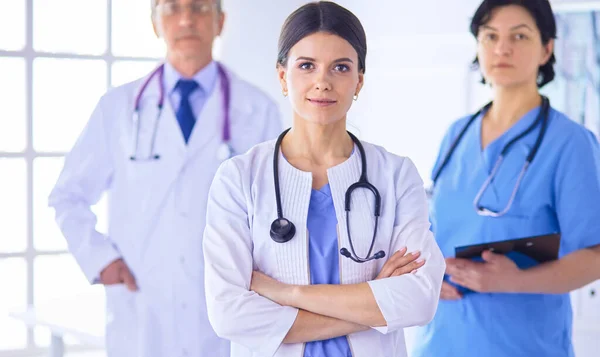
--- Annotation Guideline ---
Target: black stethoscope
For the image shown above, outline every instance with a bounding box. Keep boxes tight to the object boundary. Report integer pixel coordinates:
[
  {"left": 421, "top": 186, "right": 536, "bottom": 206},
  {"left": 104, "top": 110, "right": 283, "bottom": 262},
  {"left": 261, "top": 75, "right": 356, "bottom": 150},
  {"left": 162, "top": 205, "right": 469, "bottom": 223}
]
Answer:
[
  {"left": 269, "top": 128, "right": 386, "bottom": 263},
  {"left": 430, "top": 95, "right": 551, "bottom": 217},
  {"left": 129, "top": 62, "right": 233, "bottom": 161}
]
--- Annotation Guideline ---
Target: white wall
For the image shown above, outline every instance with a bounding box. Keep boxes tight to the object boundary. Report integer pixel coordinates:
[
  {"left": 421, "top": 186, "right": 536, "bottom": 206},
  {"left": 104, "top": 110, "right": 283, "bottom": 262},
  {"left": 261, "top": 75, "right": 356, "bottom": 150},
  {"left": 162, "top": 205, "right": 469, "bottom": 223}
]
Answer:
[
  {"left": 218, "top": 0, "right": 309, "bottom": 126},
  {"left": 342, "top": 0, "right": 483, "bottom": 182}
]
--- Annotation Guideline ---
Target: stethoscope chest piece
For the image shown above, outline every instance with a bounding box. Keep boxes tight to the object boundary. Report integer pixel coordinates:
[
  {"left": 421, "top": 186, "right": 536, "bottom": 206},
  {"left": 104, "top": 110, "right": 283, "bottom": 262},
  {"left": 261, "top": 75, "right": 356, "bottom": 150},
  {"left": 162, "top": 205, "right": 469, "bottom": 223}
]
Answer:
[{"left": 270, "top": 217, "right": 296, "bottom": 243}]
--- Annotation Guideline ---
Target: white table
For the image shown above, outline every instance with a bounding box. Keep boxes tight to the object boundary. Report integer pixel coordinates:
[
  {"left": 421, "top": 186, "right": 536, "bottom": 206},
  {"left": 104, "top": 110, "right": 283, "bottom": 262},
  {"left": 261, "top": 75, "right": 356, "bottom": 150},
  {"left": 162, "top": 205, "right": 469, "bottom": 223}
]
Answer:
[{"left": 9, "top": 286, "right": 106, "bottom": 357}]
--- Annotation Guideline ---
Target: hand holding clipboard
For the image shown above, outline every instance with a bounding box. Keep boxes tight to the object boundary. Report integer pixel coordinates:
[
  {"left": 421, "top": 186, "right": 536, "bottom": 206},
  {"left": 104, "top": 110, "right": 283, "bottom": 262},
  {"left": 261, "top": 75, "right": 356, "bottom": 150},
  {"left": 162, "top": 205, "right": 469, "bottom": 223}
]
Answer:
[{"left": 445, "top": 233, "right": 561, "bottom": 295}]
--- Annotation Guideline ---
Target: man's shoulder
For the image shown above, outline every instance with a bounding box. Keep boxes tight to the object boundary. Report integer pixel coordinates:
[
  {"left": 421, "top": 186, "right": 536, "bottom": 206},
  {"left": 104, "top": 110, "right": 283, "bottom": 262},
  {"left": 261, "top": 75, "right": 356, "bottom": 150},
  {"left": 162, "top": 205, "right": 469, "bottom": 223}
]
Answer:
[{"left": 226, "top": 68, "right": 277, "bottom": 108}]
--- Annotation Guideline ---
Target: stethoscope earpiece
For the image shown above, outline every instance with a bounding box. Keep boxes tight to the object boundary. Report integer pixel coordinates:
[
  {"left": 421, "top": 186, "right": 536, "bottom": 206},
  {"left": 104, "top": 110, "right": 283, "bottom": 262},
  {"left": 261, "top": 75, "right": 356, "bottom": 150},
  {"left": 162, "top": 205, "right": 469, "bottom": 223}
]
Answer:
[{"left": 269, "top": 218, "right": 296, "bottom": 243}]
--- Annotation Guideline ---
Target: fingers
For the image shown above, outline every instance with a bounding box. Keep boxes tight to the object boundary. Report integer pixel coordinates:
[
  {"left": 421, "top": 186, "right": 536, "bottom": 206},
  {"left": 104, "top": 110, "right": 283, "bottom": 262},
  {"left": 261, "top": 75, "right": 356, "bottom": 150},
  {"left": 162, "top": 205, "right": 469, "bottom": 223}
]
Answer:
[
  {"left": 445, "top": 258, "right": 476, "bottom": 275},
  {"left": 120, "top": 265, "right": 139, "bottom": 292},
  {"left": 376, "top": 247, "right": 408, "bottom": 278},
  {"left": 390, "top": 258, "right": 426, "bottom": 277},
  {"left": 440, "top": 281, "right": 462, "bottom": 300},
  {"left": 481, "top": 249, "right": 503, "bottom": 263},
  {"left": 99, "top": 258, "right": 123, "bottom": 285},
  {"left": 376, "top": 248, "right": 423, "bottom": 279}
]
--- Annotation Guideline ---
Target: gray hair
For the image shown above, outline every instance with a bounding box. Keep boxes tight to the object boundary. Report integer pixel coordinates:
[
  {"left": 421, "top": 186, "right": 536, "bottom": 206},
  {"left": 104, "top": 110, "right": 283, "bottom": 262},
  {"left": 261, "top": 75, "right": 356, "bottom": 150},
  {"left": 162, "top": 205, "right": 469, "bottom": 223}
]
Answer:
[{"left": 151, "top": 0, "right": 223, "bottom": 13}]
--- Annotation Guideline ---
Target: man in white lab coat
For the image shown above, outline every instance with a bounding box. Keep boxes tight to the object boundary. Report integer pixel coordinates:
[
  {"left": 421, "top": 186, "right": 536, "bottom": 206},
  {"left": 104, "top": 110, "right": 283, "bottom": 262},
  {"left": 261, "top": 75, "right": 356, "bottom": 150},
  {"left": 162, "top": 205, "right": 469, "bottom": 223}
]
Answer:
[{"left": 48, "top": 1, "right": 282, "bottom": 356}]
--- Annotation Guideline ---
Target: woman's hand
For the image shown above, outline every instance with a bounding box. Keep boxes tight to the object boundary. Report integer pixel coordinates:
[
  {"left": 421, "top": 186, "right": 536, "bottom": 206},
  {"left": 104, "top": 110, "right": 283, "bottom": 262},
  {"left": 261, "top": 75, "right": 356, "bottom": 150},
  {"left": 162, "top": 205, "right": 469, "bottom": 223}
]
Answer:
[
  {"left": 251, "top": 247, "right": 425, "bottom": 303},
  {"left": 445, "top": 250, "right": 521, "bottom": 293},
  {"left": 375, "top": 247, "right": 425, "bottom": 279},
  {"left": 440, "top": 281, "right": 462, "bottom": 300},
  {"left": 250, "top": 271, "right": 294, "bottom": 306}
]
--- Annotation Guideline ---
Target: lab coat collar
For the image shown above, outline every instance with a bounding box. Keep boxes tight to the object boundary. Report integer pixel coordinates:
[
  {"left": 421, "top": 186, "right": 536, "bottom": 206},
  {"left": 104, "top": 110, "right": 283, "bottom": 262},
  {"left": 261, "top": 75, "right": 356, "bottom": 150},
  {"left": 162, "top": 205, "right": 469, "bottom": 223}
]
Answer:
[
  {"left": 277, "top": 140, "right": 378, "bottom": 284},
  {"left": 136, "top": 64, "right": 222, "bottom": 161},
  {"left": 163, "top": 60, "right": 219, "bottom": 96}
]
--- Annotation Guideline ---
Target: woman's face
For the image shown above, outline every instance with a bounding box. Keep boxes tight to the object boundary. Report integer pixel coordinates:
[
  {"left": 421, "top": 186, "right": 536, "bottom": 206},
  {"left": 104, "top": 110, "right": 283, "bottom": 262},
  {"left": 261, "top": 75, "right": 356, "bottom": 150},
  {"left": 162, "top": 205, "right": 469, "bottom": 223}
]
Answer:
[
  {"left": 476, "top": 5, "right": 553, "bottom": 89},
  {"left": 278, "top": 31, "right": 364, "bottom": 126}
]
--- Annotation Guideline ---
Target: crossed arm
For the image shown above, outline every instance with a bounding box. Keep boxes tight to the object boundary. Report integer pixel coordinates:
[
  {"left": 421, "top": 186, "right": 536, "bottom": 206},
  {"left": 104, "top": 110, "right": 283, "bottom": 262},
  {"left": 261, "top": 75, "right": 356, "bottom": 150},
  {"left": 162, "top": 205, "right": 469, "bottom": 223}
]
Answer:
[{"left": 250, "top": 248, "right": 425, "bottom": 343}]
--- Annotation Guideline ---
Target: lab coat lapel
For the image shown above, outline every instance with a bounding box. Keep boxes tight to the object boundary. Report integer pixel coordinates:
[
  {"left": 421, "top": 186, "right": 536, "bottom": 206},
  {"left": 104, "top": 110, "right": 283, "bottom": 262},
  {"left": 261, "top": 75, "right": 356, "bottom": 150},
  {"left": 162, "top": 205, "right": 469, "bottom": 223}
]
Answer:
[
  {"left": 185, "top": 75, "right": 222, "bottom": 160},
  {"left": 139, "top": 69, "right": 187, "bottom": 156},
  {"left": 328, "top": 147, "right": 379, "bottom": 284},
  {"left": 128, "top": 70, "right": 187, "bottom": 212}
]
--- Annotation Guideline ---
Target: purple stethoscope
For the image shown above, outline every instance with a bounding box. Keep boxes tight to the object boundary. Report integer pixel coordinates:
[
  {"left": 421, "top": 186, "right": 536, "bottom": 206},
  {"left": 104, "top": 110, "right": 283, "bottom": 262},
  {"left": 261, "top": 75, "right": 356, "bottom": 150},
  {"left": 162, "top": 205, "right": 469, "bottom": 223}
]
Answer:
[{"left": 129, "top": 62, "right": 233, "bottom": 161}]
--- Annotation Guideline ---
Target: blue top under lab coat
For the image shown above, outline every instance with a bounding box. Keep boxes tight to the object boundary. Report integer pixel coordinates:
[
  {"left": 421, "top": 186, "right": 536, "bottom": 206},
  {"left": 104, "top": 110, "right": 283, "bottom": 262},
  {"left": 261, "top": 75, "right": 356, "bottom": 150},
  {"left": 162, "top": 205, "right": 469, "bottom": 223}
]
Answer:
[
  {"left": 305, "top": 184, "right": 352, "bottom": 357},
  {"left": 411, "top": 105, "right": 600, "bottom": 357}
]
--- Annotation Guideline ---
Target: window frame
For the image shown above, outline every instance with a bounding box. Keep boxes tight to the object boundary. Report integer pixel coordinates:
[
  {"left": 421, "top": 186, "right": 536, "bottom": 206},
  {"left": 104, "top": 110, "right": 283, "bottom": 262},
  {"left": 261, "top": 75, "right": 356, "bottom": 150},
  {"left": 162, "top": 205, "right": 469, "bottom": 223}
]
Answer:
[{"left": 0, "top": 0, "right": 161, "bottom": 354}]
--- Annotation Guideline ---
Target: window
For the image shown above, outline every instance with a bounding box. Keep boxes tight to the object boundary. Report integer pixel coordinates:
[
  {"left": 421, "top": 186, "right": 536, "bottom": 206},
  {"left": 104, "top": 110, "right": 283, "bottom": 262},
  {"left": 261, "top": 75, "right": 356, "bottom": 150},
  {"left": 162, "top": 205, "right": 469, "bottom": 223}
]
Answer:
[
  {"left": 33, "top": 58, "right": 108, "bottom": 152},
  {"left": 0, "top": 58, "right": 26, "bottom": 152},
  {"left": 0, "top": 1, "right": 26, "bottom": 51},
  {"left": 0, "top": 0, "right": 163, "bottom": 354}
]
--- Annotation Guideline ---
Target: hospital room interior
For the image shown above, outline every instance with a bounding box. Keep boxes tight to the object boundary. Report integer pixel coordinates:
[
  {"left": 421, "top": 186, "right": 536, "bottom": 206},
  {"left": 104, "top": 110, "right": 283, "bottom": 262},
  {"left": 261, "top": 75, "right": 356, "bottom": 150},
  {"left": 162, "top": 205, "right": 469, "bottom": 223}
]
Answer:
[{"left": 1, "top": 0, "right": 599, "bottom": 356}]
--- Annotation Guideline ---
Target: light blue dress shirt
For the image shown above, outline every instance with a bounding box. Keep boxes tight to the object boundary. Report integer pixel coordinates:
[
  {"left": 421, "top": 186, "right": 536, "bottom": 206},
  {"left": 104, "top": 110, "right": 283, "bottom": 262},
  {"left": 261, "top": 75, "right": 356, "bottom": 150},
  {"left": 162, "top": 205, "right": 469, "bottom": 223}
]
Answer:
[
  {"left": 411, "top": 105, "right": 600, "bottom": 357},
  {"left": 163, "top": 60, "right": 219, "bottom": 119},
  {"left": 305, "top": 183, "right": 352, "bottom": 357}
]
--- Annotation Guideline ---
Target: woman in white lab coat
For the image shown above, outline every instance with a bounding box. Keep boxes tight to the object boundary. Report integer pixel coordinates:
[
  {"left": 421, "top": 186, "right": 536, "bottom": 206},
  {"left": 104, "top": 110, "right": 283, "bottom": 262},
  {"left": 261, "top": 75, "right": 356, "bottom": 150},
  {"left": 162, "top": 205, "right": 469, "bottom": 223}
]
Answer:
[{"left": 202, "top": 2, "right": 446, "bottom": 357}]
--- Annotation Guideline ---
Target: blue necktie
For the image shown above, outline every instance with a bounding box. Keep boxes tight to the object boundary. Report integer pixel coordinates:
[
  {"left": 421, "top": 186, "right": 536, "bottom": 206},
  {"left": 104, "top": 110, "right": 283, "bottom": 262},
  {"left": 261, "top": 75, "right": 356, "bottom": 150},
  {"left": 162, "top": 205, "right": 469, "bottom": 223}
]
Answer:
[{"left": 175, "top": 79, "right": 199, "bottom": 143}]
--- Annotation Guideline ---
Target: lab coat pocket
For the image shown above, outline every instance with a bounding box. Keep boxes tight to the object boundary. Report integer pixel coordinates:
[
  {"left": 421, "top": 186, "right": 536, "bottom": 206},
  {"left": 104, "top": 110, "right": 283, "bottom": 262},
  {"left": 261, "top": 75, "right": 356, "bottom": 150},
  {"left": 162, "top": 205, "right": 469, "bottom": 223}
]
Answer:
[
  {"left": 104, "top": 284, "right": 138, "bottom": 357},
  {"left": 134, "top": 288, "right": 171, "bottom": 357}
]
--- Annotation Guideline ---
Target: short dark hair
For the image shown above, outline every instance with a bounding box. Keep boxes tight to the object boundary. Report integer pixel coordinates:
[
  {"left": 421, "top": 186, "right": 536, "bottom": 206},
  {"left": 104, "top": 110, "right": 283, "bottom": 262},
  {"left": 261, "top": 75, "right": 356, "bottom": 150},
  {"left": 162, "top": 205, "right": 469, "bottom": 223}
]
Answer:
[
  {"left": 470, "top": 0, "right": 557, "bottom": 88},
  {"left": 277, "top": 1, "right": 367, "bottom": 73}
]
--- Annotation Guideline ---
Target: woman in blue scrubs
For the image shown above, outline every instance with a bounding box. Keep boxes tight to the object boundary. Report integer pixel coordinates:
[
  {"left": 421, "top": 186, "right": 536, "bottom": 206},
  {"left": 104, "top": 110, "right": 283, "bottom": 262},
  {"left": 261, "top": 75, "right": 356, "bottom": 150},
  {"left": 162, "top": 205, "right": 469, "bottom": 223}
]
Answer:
[{"left": 411, "top": 1, "right": 600, "bottom": 356}]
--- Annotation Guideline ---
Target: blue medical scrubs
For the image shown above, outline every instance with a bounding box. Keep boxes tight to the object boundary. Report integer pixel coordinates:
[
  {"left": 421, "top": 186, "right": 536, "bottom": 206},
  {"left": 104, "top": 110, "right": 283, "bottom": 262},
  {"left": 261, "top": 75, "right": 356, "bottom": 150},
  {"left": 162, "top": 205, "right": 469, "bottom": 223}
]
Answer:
[
  {"left": 305, "top": 184, "right": 352, "bottom": 357},
  {"left": 411, "top": 105, "right": 600, "bottom": 357}
]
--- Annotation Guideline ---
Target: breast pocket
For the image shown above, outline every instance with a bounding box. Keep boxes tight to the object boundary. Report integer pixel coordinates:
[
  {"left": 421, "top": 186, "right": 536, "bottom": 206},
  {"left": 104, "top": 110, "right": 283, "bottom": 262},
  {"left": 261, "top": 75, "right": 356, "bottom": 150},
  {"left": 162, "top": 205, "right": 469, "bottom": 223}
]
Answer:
[{"left": 104, "top": 284, "right": 138, "bottom": 356}]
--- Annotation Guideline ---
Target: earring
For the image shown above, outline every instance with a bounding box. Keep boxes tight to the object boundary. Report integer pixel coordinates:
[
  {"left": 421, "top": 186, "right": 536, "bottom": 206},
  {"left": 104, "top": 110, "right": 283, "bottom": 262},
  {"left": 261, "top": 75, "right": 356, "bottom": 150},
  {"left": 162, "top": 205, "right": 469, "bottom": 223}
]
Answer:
[
  {"left": 282, "top": 90, "right": 288, "bottom": 97},
  {"left": 353, "top": 94, "right": 358, "bottom": 101}
]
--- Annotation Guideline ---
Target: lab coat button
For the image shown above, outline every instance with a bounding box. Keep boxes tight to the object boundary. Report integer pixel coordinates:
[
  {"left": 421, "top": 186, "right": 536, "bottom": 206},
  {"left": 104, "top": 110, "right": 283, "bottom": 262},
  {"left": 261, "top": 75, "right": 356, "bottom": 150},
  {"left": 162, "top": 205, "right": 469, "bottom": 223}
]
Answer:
[{"left": 180, "top": 256, "right": 185, "bottom": 263}]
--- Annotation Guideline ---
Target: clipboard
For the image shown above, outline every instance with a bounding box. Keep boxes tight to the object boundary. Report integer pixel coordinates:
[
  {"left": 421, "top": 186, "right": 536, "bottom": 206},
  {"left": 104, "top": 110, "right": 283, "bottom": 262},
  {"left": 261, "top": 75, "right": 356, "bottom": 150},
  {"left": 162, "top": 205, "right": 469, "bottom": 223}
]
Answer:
[
  {"left": 454, "top": 233, "right": 561, "bottom": 263},
  {"left": 447, "top": 233, "right": 561, "bottom": 295}
]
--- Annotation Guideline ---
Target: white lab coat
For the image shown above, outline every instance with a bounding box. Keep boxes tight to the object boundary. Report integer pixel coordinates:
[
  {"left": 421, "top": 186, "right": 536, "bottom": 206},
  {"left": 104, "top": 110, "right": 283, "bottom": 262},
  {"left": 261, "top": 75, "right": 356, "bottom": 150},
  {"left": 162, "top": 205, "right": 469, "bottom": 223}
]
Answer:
[
  {"left": 48, "top": 64, "right": 282, "bottom": 357},
  {"left": 203, "top": 140, "right": 446, "bottom": 357}
]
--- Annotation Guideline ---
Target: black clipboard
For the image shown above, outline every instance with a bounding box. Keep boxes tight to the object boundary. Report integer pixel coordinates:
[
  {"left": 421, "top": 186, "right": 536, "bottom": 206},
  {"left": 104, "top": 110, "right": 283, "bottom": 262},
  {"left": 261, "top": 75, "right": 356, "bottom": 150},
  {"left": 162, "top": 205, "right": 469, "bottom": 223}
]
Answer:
[{"left": 454, "top": 233, "right": 561, "bottom": 263}]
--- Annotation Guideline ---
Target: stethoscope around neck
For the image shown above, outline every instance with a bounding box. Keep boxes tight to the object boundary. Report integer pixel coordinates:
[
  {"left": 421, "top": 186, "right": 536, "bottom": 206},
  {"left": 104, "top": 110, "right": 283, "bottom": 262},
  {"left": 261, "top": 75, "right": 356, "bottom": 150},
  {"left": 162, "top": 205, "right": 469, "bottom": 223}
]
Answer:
[
  {"left": 429, "top": 95, "right": 551, "bottom": 217},
  {"left": 129, "top": 62, "right": 233, "bottom": 162},
  {"left": 269, "top": 128, "right": 386, "bottom": 263}
]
